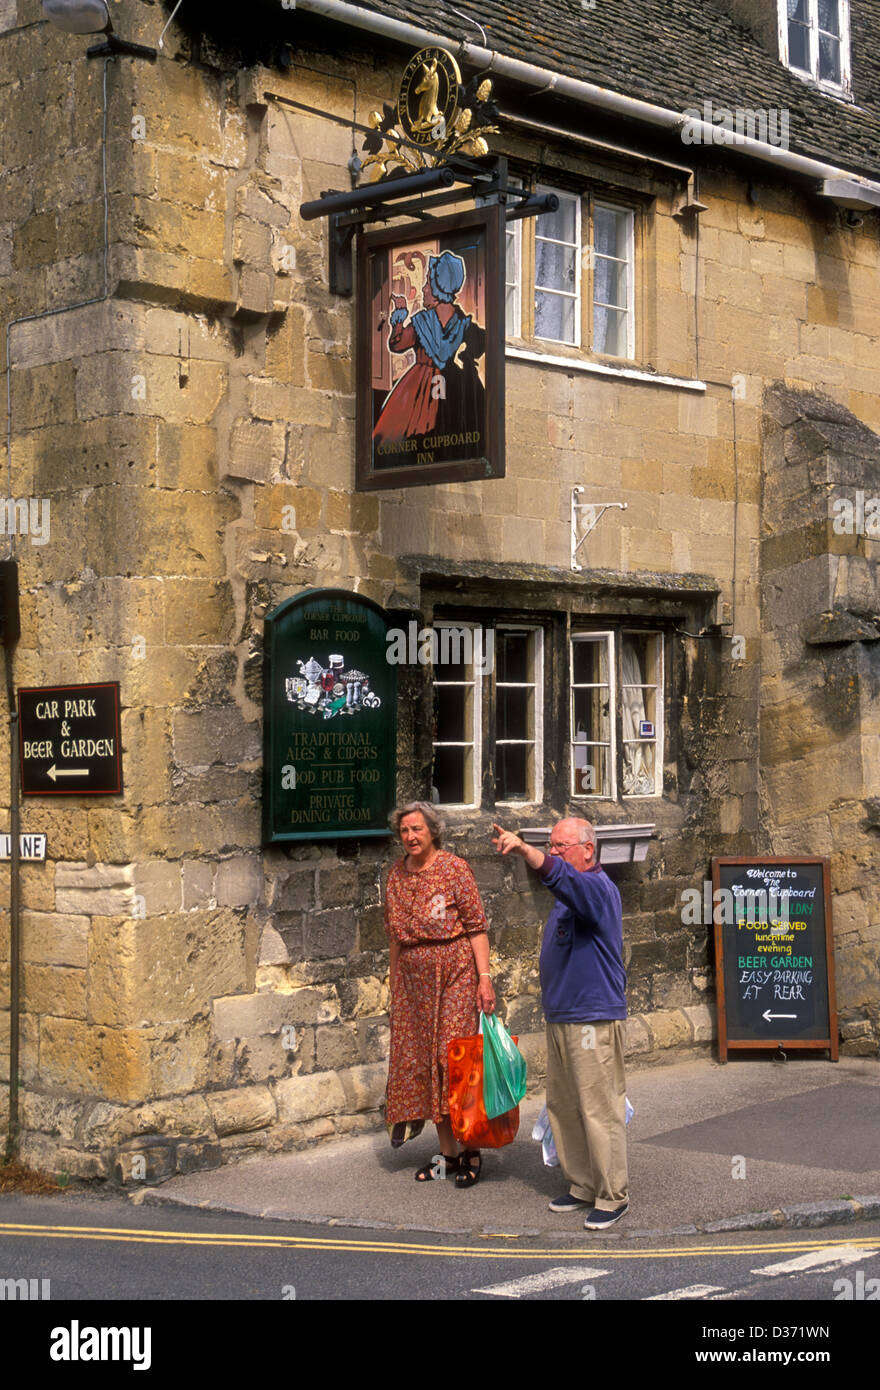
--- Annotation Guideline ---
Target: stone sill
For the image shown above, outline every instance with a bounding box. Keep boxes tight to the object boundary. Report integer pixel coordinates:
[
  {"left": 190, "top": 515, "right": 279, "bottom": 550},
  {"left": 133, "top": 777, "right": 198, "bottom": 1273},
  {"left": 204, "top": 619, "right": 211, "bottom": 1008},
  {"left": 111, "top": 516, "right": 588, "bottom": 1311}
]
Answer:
[
  {"left": 507, "top": 344, "right": 707, "bottom": 393},
  {"left": 519, "top": 823, "right": 655, "bottom": 864}
]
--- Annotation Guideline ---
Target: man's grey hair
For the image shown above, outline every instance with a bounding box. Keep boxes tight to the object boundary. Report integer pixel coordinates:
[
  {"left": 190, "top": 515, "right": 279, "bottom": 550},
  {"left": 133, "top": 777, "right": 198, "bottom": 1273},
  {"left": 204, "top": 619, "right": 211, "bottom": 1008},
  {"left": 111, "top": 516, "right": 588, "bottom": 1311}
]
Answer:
[
  {"left": 390, "top": 801, "right": 445, "bottom": 846},
  {"left": 554, "top": 817, "right": 595, "bottom": 846}
]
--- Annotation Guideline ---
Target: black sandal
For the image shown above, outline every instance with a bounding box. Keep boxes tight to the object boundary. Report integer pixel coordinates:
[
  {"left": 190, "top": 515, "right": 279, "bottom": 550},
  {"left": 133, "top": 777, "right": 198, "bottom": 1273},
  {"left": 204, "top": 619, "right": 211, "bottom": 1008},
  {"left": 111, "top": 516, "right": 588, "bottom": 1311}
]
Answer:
[
  {"left": 415, "top": 1153, "right": 460, "bottom": 1181},
  {"left": 455, "top": 1149, "right": 482, "bottom": 1188}
]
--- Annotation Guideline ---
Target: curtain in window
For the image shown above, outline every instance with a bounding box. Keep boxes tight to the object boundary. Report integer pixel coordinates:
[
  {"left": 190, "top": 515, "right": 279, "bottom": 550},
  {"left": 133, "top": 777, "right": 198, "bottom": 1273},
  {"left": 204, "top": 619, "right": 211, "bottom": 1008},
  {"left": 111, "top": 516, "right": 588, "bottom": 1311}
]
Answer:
[{"left": 621, "top": 639, "right": 654, "bottom": 795}]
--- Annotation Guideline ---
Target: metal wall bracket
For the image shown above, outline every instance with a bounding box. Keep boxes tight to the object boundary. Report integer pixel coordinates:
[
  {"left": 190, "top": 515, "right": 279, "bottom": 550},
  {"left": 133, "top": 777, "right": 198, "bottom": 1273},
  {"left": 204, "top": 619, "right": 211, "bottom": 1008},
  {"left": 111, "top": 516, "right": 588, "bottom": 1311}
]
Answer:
[
  {"left": 571, "top": 486, "right": 627, "bottom": 571},
  {"left": 329, "top": 215, "right": 355, "bottom": 297},
  {"left": 306, "top": 157, "right": 556, "bottom": 297}
]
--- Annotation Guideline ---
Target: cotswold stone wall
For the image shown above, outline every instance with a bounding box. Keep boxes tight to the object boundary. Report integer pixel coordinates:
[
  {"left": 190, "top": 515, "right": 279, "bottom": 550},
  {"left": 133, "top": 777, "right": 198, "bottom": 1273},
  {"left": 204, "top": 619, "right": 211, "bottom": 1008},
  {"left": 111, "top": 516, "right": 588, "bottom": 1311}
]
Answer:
[
  {"left": 1, "top": 0, "right": 878, "bottom": 1179},
  {"left": 760, "top": 385, "right": 880, "bottom": 1051}
]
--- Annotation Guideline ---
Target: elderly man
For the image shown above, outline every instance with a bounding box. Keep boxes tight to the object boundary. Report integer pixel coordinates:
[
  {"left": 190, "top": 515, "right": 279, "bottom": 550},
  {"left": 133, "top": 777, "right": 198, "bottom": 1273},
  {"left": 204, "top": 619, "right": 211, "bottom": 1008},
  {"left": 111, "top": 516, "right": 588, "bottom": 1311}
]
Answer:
[{"left": 492, "top": 818, "right": 628, "bottom": 1229}]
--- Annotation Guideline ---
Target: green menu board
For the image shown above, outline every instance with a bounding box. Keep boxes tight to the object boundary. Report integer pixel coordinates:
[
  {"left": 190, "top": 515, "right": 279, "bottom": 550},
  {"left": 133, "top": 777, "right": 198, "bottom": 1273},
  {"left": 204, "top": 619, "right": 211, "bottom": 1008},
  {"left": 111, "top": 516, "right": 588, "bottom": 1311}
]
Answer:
[{"left": 263, "top": 590, "right": 397, "bottom": 843}]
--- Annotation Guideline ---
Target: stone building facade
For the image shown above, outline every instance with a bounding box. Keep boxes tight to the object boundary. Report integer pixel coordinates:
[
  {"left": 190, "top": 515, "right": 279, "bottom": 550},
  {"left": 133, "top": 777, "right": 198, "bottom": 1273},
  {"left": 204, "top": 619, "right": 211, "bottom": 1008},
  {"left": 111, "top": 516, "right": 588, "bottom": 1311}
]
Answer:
[{"left": 0, "top": 0, "right": 878, "bottom": 1179}]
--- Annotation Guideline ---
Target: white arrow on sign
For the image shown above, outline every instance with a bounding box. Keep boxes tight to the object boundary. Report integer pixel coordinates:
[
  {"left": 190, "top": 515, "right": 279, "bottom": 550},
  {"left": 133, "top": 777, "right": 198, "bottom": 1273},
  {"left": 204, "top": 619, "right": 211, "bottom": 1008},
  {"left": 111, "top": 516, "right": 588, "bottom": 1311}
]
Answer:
[
  {"left": 762, "top": 1010, "right": 797, "bottom": 1022},
  {"left": 47, "top": 765, "right": 89, "bottom": 782}
]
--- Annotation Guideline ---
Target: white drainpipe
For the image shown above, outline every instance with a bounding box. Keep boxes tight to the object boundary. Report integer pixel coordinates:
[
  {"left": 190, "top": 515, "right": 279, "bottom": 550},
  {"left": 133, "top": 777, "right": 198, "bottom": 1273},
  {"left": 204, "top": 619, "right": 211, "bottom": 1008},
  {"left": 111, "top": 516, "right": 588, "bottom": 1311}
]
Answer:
[{"left": 286, "top": 0, "right": 880, "bottom": 206}]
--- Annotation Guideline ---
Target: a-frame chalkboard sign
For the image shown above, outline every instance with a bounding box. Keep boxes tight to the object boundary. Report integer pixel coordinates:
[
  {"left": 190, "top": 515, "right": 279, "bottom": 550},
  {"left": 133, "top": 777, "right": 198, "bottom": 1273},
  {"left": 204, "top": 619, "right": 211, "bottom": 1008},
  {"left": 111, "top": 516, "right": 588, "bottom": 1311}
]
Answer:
[{"left": 711, "top": 857, "right": 838, "bottom": 1062}]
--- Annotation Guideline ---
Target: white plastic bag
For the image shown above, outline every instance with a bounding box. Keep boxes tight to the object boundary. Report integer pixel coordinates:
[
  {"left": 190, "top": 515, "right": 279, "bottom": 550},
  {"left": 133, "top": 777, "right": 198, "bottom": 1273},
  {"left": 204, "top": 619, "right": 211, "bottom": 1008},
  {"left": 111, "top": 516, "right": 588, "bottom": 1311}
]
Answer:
[
  {"left": 532, "top": 1097, "right": 634, "bottom": 1169},
  {"left": 531, "top": 1104, "right": 559, "bottom": 1167}
]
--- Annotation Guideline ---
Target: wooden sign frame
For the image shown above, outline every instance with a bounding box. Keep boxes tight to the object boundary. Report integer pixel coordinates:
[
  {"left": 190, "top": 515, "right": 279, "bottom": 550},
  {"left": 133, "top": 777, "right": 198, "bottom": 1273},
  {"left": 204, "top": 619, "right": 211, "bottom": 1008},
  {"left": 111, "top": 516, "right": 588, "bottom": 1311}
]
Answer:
[
  {"left": 711, "top": 856, "right": 838, "bottom": 1062},
  {"left": 356, "top": 203, "right": 505, "bottom": 491},
  {"left": 262, "top": 588, "right": 397, "bottom": 844}
]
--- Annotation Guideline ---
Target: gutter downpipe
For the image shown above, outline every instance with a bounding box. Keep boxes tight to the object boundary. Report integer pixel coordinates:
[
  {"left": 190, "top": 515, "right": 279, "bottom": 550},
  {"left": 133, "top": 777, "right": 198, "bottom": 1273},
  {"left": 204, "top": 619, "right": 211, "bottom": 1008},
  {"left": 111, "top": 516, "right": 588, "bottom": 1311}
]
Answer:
[{"left": 287, "top": 0, "right": 880, "bottom": 198}]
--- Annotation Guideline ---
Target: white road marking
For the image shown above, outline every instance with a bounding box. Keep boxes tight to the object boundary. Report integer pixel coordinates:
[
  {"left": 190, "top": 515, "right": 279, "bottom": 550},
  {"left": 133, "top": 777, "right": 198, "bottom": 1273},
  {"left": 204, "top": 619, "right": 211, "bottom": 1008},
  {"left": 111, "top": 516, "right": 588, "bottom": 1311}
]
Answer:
[
  {"left": 752, "top": 1246, "right": 874, "bottom": 1278},
  {"left": 645, "top": 1284, "right": 727, "bottom": 1300},
  {"left": 473, "top": 1266, "right": 609, "bottom": 1298}
]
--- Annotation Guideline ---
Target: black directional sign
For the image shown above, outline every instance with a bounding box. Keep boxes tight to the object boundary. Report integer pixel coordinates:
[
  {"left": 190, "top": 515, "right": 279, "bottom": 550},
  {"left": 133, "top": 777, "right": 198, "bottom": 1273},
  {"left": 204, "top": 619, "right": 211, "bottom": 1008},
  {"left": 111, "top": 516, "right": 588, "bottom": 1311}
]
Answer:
[
  {"left": 18, "top": 682, "right": 123, "bottom": 796},
  {"left": 712, "top": 857, "right": 837, "bottom": 1061}
]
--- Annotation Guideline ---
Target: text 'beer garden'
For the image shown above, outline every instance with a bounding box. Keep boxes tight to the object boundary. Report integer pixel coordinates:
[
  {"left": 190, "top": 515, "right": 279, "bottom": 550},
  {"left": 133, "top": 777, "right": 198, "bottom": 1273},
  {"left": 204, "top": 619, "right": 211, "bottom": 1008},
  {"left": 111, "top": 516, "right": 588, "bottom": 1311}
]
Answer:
[{"left": 17, "top": 682, "right": 123, "bottom": 796}]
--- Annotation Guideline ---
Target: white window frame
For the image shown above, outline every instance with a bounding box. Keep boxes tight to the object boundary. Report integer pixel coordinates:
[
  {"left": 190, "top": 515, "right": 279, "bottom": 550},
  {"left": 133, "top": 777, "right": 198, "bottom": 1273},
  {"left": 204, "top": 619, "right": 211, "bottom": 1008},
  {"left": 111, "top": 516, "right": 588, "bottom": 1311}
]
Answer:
[
  {"left": 620, "top": 629, "right": 664, "bottom": 801},
  {"left": 570, "top": 631, "right": 616, "bottom": 800},
  {"left": 778, "top": 0, "right": 851, "bottom": 94},
  {"left": 534, "top": 184, "right": 582, "bottom": 348},
  {"left": 592, "top": 201, "right": 635, "bottom": 361},
  {"left": 505, "top": 205, "right": 523, "bottom": 339},
  {"left": 431, "top": 621, "right": 482, "bottom": 810},
  {"left": 495, "top": 624, "right": 544, "bottom": 808}
]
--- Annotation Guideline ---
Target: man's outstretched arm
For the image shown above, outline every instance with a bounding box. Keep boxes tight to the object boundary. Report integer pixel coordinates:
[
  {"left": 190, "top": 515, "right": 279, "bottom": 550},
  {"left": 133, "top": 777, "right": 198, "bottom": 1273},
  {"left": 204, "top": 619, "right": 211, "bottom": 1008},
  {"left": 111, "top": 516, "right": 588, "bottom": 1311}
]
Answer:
[{"left": 492, "top": 823, "right": 545, "bottom": 871}]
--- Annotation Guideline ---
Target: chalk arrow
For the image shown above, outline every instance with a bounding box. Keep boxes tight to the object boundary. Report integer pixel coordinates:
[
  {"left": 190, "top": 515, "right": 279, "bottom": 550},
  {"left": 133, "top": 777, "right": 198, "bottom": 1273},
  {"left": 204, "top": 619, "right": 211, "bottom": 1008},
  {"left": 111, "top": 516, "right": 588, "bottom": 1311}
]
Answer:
[
  {"left": 47, "top": 765, "right": 89, "bottom": 782},
  {"left": 762, "top": 1010, "right": 797, "bottom": 1022}
]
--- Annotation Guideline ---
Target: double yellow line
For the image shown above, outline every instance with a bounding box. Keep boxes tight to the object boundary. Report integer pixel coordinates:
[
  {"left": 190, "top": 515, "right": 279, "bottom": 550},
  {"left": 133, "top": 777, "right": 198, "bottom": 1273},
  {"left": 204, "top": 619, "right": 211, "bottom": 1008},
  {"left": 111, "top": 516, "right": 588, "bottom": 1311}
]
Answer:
[{"left": 1, "top": 1221, "right": 877, "bottom": 1262}]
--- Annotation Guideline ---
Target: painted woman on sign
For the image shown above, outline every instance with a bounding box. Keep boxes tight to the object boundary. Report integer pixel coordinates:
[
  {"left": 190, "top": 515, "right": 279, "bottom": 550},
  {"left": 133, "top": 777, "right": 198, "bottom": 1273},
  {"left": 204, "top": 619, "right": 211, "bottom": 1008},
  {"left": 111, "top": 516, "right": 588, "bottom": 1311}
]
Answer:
[{"left": 372, "top": 250, "right": 486, "bottom": 450}]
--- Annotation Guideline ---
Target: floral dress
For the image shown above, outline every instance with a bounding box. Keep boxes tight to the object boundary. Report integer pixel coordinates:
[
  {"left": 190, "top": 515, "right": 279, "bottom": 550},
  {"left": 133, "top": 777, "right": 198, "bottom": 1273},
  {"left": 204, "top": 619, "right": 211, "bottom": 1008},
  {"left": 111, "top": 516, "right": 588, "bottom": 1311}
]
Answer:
[{"left": 384, "top": 850, "right": 488, "bottom": 1124}]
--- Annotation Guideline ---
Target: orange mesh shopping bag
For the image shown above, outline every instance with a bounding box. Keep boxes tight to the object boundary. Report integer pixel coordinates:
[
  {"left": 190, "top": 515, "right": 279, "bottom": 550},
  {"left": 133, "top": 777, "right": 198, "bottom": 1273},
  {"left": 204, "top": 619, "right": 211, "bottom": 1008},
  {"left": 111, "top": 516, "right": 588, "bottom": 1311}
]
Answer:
[{"left": 447, "top": 1034, "right": 520, "bottom": 1148}]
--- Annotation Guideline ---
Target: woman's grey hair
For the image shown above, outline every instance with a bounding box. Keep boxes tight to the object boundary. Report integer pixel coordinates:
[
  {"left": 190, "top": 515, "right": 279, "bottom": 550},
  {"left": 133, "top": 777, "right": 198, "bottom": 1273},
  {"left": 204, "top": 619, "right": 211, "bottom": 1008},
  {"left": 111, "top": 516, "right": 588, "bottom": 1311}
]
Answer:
[{"left": 390, "top": 801, "right": 445, "bottom": 846}]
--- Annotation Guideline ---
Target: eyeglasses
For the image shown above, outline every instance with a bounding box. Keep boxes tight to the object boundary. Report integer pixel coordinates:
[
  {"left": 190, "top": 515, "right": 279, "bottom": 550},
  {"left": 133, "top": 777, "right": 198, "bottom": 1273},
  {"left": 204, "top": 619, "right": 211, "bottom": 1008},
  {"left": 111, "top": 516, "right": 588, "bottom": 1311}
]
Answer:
[{"left": 545, "top": 839, "right": 582, "bottom": 854}]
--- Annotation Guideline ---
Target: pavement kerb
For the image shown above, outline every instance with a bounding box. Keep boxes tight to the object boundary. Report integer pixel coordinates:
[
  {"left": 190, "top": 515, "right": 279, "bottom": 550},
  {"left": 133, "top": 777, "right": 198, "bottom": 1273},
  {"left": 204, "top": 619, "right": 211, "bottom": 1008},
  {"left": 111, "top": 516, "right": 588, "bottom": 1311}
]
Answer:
[{"left": 135, "top": 1187, "right": 880, "bottom": 1239}]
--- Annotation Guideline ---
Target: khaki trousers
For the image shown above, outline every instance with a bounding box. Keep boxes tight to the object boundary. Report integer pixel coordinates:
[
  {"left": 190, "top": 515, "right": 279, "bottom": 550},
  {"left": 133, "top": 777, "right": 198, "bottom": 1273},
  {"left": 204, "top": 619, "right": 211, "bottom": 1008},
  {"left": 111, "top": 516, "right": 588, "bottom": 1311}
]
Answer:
[{"left": 545, "top": 1020, "right": 628, "bottom": 1210}]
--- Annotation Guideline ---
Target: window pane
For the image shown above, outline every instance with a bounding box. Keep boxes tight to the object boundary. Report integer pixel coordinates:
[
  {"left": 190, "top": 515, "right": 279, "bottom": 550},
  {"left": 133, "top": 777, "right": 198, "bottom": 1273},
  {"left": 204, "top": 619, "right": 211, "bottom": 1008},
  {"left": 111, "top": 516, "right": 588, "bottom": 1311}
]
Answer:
[
  {"left": 497, "top": 630, "right": 529, "bottom": 682},
  {"left": 497, "top": 743, "right": 530, "bottom": 801},
  {"left": 788, "top": 20, "right": 810, "bottom": 69},
  {"left": 594, "top": 256, "right": 628, "bottom": 309},
  {"left": 593, "top": 206, "right": 628, "bottom": 259},
  {"left": 536, "top": 196, "right": 577, "bottom": 244},
  {"left": 573, "top": 686, "right": 610, "bottom": 745},
  {"left": 594, "top": 306, "right": 628, "bottom": 356},
  {"left": 434, "top": 684, "right": 471, "bottom": 742},
  {"left": 498, "top": 685, "right": 531, "bottom": 741},
  {"left": 622, "top": 739, "right": 655, "bottom": 796},
  {"left": 818, "top": 32, "right": 841, "bottom": 81},
  {"left": 621, "top": 633, "right": 659, "bottom": 796},
  {"left": 535, "top": 289, "right": 576, "bottom": 343},
  {"left": 432, "top": 744, "right": 472, "bottom": 804},
  {"left": 573, "top": 742, "right": 608, "bottom": 796},
  {"left": 572, "top": 638, "right": 609, "bottom": 686},
  {"left": 535, "top": 238, "right": 576, "bottom": 291},
  {"left": 787, "top": 0, "right": 807, "bottom": 19},
  {"left": 818, "top": 0, "right": 839, "bottom": 35},
  {"left": 506, "top": 285, "right": 518, "bottom": 334}
]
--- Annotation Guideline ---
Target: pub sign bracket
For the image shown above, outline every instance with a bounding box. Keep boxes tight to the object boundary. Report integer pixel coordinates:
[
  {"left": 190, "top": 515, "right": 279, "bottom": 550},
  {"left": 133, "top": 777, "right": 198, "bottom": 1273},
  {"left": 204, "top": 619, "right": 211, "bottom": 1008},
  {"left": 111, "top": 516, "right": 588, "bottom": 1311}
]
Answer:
[{"left": 301, "top": 158, "right": 558, "bottom": 297}]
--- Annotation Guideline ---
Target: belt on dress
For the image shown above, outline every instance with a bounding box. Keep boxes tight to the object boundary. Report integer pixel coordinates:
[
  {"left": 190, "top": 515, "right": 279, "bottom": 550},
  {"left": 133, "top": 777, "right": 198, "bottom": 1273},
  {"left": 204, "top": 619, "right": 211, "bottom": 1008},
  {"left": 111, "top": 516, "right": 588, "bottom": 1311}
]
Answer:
[{"left": 398, "top": 934, "right": 468, "bottom": 948}]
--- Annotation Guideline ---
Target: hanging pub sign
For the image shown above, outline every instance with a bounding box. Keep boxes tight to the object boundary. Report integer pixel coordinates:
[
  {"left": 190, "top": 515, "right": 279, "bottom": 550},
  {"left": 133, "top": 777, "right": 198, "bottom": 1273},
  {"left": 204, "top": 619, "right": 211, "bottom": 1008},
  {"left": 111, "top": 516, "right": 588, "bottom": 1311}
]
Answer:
[
  {"left": 356, "top": 204, "right": 505, "bottom": 490},
  {"left": 711, "top": 857, "right": 838, "bottom": 1062},
  {"left": 262, "top": 590, "right": 397, "bottom": 843}
]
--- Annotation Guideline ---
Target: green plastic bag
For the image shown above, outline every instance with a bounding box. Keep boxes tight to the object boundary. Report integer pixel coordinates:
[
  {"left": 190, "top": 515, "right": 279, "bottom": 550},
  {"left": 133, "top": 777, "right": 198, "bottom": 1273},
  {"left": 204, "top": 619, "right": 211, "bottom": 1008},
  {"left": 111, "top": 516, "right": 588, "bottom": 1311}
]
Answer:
[{"left": 480, "top": 1011, "right": 527, "bottom": 1119}]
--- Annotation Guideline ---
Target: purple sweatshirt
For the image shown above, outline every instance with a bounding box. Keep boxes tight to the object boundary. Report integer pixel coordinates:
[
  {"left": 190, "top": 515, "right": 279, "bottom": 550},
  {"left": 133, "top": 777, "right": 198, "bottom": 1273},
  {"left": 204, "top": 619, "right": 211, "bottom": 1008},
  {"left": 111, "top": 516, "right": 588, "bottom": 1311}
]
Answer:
[{"left": 537, "top": 854, "right": 627, "bottom": 1024}]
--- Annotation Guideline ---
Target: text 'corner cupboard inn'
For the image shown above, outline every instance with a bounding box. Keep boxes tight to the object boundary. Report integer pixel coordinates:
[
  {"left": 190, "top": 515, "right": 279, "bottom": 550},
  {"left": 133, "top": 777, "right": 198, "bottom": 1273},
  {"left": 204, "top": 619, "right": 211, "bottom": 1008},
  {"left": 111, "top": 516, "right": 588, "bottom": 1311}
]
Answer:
[{"left": 0, "top": 0, "right": 879, "bottom": 1176}]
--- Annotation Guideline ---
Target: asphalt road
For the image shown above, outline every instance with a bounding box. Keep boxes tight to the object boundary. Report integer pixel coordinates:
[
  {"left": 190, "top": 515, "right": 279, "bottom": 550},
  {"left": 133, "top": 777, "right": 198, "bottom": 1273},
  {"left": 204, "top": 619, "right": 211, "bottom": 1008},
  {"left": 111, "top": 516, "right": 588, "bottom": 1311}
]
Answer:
[{"left": 2, "top": 1193, "right": 878, "bottom": 1312}]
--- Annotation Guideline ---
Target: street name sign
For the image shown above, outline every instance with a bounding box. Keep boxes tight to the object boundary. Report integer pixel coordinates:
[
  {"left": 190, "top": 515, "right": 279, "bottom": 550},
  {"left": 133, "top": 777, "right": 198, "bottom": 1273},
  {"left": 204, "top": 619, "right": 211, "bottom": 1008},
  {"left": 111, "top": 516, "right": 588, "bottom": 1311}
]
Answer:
[
  {"left": 18, "top": 682, "right": 123, "bottom": 796},
  {"left": 712, "top": 856, "right": 837, "bottom": 1061},
  {"left": 0, "top": 833, "right": 47, "bottom": 860}
]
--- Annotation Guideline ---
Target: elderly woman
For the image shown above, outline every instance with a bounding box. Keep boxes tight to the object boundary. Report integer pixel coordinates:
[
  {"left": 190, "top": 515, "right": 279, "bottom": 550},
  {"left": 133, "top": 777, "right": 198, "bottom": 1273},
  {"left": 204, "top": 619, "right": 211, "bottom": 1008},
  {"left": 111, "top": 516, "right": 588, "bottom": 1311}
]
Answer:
[{"left": 384, "top": 801, "right": 495, "bottom": 1187}]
